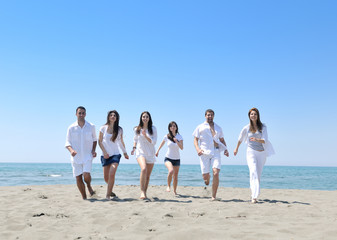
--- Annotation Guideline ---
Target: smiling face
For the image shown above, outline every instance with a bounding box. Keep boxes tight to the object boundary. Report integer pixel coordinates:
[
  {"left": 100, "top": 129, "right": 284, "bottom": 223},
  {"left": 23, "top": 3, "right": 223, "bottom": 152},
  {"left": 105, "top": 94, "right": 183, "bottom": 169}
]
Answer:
[
  {"left": 249, "top": 110, "right": 258, "bottom": 122},
  {"left": 141, "top": 112, "right": 150, "bottom": 124},
  {"left": 169, "top": 122, "right": 177, "bottom": 134},
  {"left": 205, "top": 111, "right": 214, "bottom": 124},
  {"left": 76, "top": 108, "right": 86, "bottom": 122}
]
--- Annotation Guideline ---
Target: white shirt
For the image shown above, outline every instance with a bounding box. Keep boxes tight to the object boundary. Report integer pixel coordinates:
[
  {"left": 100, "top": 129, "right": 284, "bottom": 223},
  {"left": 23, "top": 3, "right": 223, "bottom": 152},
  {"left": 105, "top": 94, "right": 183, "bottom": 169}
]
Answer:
[
  {"left": 99, "top": 125, "right": 126, "bottom": 156},
  {"left": 65, "top": 121, "right": 97, "bottom": 164},
  {"left": 193, "top": 122, "right": 224, "bottom": 156},
  {"left": 238, "top": 124, "right": 275, "bottom": 157},
  {"left": 162, "top": 133, "right": 183, "bottom": 160},
  {"left": 134, "top": 126, "right": 157, "bottom": 157}
]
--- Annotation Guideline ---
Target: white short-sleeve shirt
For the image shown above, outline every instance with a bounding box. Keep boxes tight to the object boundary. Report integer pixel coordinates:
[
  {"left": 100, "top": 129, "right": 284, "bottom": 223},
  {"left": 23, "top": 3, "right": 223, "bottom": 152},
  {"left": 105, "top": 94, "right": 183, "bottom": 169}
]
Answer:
[
  {"left": 134, "top": 126, "right": 157, "bottom": 157},
  {"left": 65, "top": 121, "right": 97, "bottom": 164},
  {"left": 193, "top": 122, "right": 224, "bottom": 156},
  {"left": 99, "top": 125, "right": 126, "bottom": 156},
  {"left": 162, "top": 133, "right": 183, "bottom": 160}
]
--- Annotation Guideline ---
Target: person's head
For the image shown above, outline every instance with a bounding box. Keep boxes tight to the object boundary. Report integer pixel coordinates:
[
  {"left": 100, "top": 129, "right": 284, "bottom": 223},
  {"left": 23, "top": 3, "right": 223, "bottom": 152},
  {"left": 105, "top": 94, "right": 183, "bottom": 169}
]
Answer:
[
  {"left": 248, "top": 107, "right": 263, "bottom": 132},
  {"left": 137, "top": 111, "right": 153, "bottom": 135},
  {"left": 167, "top": 121, "right": 179, "bottom": 142},
  {"left": 205, "top": 109, "right": 215, "bottom": 124},
  {"left": 105, "top": 110, "right": 120, "bottom": 142},
  {"left": 76, "top": 106, "right": 86, "bottom": 121},
  {"left": 105, "top": 110, "right": 120, "bottom": 125}
]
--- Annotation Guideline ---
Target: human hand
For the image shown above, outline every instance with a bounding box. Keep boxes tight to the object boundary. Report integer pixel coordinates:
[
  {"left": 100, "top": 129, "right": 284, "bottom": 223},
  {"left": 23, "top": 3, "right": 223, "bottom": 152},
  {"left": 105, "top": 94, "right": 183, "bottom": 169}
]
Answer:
[
  {"left": 250, "top": 137, "right": 257, "bottom": 142},
  {"left": 131, "top": 149, "right": 135, "bottom": 155},
  {"left": 224, "top": 150, "right": 229, "bottom": 157},
  {"left": 104, "top": 153, "right": 109, "bottom": 159},
  {"left": 142, "top": 129, "right": 146, "bottom": 136},
  {"left": 155, "top": 152, "right": 159, "bottom": 157},
  {"left": 124, "top": 153, "right": 129, "bottom": 159},
  {"left": 234, "top": 149, "right": 238, "bottom": 156},
  {"left": 92, "top": 151, "right": 97, "bottom": 158},
  {"left": 197, "top": 149, "right": 204, "bottom": 156},
  {"left": 71, "top": 150, "right": 77, "bottom": 157}
]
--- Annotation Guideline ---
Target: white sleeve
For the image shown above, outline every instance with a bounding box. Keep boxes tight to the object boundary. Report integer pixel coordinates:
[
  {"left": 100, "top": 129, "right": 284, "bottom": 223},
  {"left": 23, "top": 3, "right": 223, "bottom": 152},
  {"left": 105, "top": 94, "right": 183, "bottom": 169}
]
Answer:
[
  {"left": 238, "top": 126, "right": 248, "bottom": 143},
  {"left": 65, "top": 127, "right": 72, "bottom": 147},
  {"left": 133, "top": 128, "right": 138, "bottom": 144},
  {"left": 148, "top": 126, "right": 157, "bottom": 145},
  {"left": 117, "top": 128, "right": 127, "bottom": 154},
  {"left": 218, "top": 127, "right": 224, "bottom": 139},
  {"left": 192, "top": 126, "right": 200, "bottom": 138},
  {"left": 261, "top": 124, "right": 268, "bottom": 142},
  {"left": 99, "top": 125, "right": 105, "bottom": 134},
  {"left": 92, "top": 125, "right": 97, "bottom": 142}
]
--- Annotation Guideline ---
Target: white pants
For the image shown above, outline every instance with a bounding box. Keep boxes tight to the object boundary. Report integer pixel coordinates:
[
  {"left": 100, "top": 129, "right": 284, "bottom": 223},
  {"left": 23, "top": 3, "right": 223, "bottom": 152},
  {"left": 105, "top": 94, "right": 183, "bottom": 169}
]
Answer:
[{"left": 246, "top": 148, "right": 266, "bottom": 199}]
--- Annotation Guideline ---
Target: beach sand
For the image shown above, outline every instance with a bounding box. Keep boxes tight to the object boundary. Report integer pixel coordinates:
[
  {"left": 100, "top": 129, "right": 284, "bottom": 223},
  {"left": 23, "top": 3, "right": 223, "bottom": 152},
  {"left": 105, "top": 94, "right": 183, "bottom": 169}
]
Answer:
[{"left": 1, "top": 185, "right": 336, "bottom": 239}]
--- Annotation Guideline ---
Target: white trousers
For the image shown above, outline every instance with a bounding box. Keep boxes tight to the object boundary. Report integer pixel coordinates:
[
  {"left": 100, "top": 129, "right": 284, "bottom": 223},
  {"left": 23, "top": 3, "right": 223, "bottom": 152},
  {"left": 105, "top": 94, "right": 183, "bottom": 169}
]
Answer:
[{"left": 246, "top": 148, "right": 266, "bottom": 199}]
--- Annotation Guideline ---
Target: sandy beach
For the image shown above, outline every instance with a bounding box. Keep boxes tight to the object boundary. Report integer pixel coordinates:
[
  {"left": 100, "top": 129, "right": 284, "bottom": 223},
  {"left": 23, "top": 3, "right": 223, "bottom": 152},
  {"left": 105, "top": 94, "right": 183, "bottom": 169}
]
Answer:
[{"left": 1, "top": 185, "right": 336, "bottom": 240}]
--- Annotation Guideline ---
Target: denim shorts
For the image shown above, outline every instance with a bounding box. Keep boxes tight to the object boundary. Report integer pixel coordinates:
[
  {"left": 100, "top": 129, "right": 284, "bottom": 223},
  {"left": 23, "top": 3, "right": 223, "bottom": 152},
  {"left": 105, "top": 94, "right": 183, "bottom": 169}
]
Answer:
[
  {"left": 164, "top": 157, "right": 180, "bottom": 166},
  {"left": 101, "top": 154, "right": 121, "bottom": 167}
]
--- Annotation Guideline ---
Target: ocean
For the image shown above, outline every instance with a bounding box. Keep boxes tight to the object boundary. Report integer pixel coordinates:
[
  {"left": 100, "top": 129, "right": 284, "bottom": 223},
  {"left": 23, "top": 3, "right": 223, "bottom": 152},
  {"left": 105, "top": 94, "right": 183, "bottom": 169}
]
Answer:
[{"left": 0, "top": 163, "right": 336, "bottom": 191}]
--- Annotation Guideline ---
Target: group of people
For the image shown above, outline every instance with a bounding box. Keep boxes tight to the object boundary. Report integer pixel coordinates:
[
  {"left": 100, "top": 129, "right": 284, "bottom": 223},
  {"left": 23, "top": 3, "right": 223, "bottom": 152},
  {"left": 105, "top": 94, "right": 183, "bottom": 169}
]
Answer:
[{"left": 65, "top": 107, "right": 274, "bottom": 203}]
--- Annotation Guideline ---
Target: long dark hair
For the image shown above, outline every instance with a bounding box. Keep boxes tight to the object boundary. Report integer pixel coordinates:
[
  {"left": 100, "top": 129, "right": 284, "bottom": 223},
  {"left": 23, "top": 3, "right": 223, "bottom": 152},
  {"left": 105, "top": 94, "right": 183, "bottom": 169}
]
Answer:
[
  {"left": 136, "top": 111, "right": 153, "bottom": 135},
  {"left": 167, "top": 121, "right": 179, "bottom": 142},
  {"left": 105, "top": 110, "right": 120, "bottom": 142},
  {"left": 248, "top": 108, "right": 263, "bottom": 133}
]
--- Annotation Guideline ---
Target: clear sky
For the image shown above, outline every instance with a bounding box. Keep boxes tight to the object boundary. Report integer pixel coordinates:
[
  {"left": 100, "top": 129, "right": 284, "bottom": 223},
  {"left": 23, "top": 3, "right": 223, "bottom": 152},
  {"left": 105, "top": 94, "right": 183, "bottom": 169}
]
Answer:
[{"left": 1, "top": 0, "right": 336, "bottom": 166}]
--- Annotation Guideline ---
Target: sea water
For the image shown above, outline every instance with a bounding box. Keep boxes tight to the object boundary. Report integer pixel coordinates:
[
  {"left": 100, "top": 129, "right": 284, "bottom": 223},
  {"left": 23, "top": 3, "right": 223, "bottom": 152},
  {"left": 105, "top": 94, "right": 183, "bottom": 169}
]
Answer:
[{"left": 0, "top": 163, "right": 336, "bottom": 190}]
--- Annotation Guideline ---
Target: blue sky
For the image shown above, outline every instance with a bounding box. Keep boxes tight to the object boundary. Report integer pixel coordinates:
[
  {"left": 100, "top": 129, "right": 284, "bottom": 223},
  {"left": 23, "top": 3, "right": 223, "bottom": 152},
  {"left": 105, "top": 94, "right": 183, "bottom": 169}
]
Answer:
[{"left": 0, "top": 0, "right": 336, "bottom": 166}]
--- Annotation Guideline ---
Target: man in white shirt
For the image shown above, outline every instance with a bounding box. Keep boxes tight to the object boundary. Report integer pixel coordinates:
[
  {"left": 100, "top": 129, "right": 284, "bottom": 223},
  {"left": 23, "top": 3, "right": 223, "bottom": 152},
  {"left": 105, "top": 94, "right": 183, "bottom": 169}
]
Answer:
[
  {"left": 65, "top": 106, "right": 97, "bottom": 199},
  {"left": 193, "top": 109, "right": 229, "bottom": 200}
]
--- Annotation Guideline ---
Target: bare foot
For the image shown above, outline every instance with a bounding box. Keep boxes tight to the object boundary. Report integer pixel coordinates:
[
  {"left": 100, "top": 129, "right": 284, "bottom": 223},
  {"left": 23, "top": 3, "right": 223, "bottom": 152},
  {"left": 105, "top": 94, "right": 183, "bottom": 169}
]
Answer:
[
  {"left": 140, "top": 192, "right": 147, "bottom": 200},
  {"left": 251, "top": 198, "right": 257, "bottom": 204},
  {"left": 166, "top": 186, "right": 171, "bottom": 192}
]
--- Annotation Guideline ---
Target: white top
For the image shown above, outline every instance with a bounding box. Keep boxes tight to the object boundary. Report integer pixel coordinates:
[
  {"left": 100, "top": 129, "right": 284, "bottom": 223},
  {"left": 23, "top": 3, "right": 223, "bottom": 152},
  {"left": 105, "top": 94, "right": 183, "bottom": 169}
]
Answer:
[
  {"left": 65, "top": 121, "right": 97, "bottom": 164},
  {"left": 193, "top": 122, "right": 224, "bottom": 156},
  {"left": 134, "top": 126, "right": 157, "bottom": 157},
  {"left": 238, "top": 124, "right": 275, "bottom": 157},
  {"left": 162, "top": 133, "right": 183, "bottom": 160},
  {"left": 99, "top": 125, "right": 126, "bottom": 156}
]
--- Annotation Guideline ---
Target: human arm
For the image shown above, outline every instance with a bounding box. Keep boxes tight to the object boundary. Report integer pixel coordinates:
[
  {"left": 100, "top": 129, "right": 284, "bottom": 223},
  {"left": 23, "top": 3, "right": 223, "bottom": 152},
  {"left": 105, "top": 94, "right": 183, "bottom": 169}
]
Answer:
[
  {"left": 194, "top": 137, "right": 203, "bottom": 156},
  {"left": 233, "top": 141, "right": 242, "bottom": 156},
  {"left": 174, "top": 138, "right": 184, "bottom": 150},
  {"left": 142, "top": 126, "right": 157, "bottom": 145},
  {"left": 91, "top": 125, "right": 97, "bottom": 158},
  {"left": 131, "top": 130, "right": 137, "bottom": 155},
  {"left": 92, "top": 141, "right": 97, "bottom": 158},
  {"left": 155, "top": 139, "right": 165, "bottom": 157},
  {"left": 66, "top": 146, "right": 77, "bottom": 157},
  {"left": 119, "top": 130, "right": 129, "bottom": 159},
  {"left": 249, "top": 137, "right": 265, "bottom": 144},
  {"left": 98, "top": 131, "right": 109, "bottom": 159},
  {"left": 219, "top": 137, "right": 229, "bottom": 157},
  {"left": 65, "top": 127, "right": 77, "bottom": 156}
]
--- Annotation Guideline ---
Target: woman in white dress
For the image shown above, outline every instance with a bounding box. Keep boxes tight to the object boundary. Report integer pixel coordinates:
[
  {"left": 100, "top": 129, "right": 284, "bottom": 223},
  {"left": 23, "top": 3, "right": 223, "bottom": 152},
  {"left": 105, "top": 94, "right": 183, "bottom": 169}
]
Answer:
[
  {"left": 156, "top": 121, "right": 183, "bottom": 195},
  {"left": 98, "top": 110, "right": 129, "bottom": 200},
  {"left": 131, "top": 111, "right": 157, "bottom": 199},
  {"left": 234, "top": 108, "right": 275, "bottom": 203}
]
